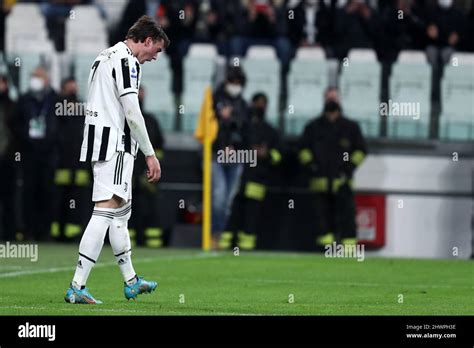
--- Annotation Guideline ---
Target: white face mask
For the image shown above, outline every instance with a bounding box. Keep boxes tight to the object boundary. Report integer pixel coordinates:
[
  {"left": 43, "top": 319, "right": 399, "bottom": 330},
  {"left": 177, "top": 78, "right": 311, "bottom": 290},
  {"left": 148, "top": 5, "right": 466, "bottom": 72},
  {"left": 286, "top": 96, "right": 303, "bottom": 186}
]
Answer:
[
  {"left": 225, "top": 83, "right": 242, "bottom": 98},
  {"left": 29, "top": 76, "right": 44, "bottom": 92},
  {"left": 438, "top": 0, "right": 453, "bottom": 8}
]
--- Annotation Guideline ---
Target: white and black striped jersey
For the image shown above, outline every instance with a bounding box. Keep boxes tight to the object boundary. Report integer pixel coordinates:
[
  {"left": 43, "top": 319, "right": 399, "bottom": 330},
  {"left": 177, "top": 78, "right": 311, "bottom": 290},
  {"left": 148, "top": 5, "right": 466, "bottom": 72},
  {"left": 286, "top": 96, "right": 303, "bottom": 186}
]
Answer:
[{"left": 80, "top": 41, "right": 142, "bottom": 162}]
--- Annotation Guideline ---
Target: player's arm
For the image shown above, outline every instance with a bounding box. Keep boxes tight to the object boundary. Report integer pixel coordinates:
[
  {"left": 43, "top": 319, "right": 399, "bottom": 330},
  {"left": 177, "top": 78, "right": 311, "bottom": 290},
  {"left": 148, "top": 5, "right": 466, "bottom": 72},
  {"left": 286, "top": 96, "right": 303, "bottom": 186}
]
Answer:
[{"left": 120, "top": 93, "right": 161, "bottom": 182}]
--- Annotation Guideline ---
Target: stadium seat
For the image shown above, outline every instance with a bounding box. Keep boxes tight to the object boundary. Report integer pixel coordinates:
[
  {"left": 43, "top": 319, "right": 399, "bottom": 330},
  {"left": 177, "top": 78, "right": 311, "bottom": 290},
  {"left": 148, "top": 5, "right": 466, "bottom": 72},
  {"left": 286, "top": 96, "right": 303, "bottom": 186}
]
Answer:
[
  {"left": 439, "top": 53, "right": 474, "bottom": 141},
  {"left": 241, "top": 46, "right": 281, "bottom": 127},
  {"left": 73, "top": 54, "right": 99, "bottom": 100},
  {"left": 66, "top": 6, "right": 108, "bottom": 54},
  {"left": 286, "top": 47, "right": 328, "bottom": 135},
  {"left": 95, "top": 0, "right": 128, "bottom": 29},
  {"left": 387, "top": 50, "right": 431, "bottom": 139},
  {"left": 339, "top": 49, "right": 381, "bottom": 137},
  {"left": 5, "top": 3, "right": 60, "bottom": 92},
  {"left": 140, "top": 54, "right": 175, "bottom": 132},
  {"left": 182, "top": 44, "right": 217, "bottom": 133}
]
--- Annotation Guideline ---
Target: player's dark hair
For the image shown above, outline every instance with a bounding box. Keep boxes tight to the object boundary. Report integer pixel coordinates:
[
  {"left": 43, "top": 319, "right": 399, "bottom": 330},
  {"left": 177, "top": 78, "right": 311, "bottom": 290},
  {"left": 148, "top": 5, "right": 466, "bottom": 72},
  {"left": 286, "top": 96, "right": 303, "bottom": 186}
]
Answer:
[{"left": 126, "top": 15, "right": 170, "bottom": 48}]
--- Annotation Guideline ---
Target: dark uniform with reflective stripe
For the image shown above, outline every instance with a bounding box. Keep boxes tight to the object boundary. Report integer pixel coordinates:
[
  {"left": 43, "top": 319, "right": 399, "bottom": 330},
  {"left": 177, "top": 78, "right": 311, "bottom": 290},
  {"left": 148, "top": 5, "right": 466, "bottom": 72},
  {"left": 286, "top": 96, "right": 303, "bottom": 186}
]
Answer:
[
  {"left": 129, "top": 110, "right": 165, "bottom": 248},
  {"left": 299, "top": 114, "right": 367, "bottom": 246},
  {"left": 52, "top": 95, "right": 93, "bottom": 241},
  {"left": 221, "top": 114, "right": 282, "bottom": 250}
]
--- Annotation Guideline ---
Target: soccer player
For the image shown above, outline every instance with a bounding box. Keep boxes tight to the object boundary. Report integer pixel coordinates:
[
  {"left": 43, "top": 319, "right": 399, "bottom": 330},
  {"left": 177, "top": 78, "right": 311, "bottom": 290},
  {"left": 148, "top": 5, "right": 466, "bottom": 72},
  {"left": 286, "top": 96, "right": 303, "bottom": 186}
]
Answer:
[{"left": 64, "top": 16, "right": 170, "bottom": 304}]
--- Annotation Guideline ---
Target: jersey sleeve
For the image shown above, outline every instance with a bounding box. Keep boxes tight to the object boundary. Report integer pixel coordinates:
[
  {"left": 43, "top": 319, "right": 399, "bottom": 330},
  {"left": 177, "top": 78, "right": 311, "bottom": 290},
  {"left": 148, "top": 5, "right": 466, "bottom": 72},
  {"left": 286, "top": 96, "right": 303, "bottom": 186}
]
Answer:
[{"left": 114, "top": 55, "right": 140, "bottom": 97}]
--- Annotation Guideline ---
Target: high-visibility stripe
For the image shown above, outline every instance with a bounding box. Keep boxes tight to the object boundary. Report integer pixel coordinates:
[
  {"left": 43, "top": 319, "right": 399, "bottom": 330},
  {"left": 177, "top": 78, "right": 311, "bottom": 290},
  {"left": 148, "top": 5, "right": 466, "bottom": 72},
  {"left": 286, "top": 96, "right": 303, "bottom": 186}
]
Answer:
[
  {"left": 309, "top": 177, "right": 328, "bottom": 192},
  {"left": 75, "top": 169, "right": 90, "bottom": 186},
  {"left": 145, "top": 228, "right": 162, "bottom": 238},
  {"left": 219, "top": 231, "right": 233, "bottom": 249},
  {"left": 155, "top": 149, "right": 164, "bottom": 159},
  {"left": 244, "top": 181, "right": 266, "bottom": 201},
  {"left": 342, "top": 238, "right": 357, "bottom": 246},
  {"left": 65, "top": 224, "right": 82, "bottom": 238},
  {"left": 54, "top": 169, "right": 72, "bottom": 185},
  {"left": 351, "top": 150, "right": 365, "bottom": 166},
  {"left": 237, "top": 232, "right": 256, "bottom": 250},
  {"left": 146, "top": 239, "right": 162, "bottom": 248},
  {"left": 269, "top": 148, "right": 282, "bottom": 165},
  {"left": 316, "top": 232, "right": 335, "bottom": 246},
  {"left": 332, "top": 177, "right": 344, "bottom": 193},
  {"left": 85, "top": 124, "right": 95, "bottom": 162},
  {"left": 98, "top": 127, "right": 110, "bottom": 161},
  {"left": 298, "top": 148, "right": 313, "bottom": 165},
  {"left": 51, "top": 222, "right": 60, "bottom": 238}
]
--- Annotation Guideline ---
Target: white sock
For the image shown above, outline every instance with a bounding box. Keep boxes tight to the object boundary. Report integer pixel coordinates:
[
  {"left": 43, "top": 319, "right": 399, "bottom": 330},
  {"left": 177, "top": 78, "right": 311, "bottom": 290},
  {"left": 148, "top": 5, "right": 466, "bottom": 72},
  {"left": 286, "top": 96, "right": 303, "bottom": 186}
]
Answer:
[
  {"left": 72, "top": 207, "right": 115, "bottom": 288},
  {"left": 108, "top": 201, "right": 137, "bottom": 284}
]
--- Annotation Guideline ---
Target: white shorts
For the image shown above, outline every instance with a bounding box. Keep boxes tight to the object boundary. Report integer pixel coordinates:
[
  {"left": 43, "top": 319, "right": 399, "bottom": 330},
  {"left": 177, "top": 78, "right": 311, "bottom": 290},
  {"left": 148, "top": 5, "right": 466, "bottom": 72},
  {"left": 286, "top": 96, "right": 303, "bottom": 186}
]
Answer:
[{"left": 92, "top": 151, "right": 135, "bottom": 202}]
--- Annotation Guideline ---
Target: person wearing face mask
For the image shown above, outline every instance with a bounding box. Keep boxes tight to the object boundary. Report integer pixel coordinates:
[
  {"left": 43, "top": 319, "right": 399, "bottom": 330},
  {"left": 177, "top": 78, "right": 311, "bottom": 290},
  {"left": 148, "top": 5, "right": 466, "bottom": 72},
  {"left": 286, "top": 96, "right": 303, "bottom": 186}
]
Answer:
[
  {"left": 298, "top": 87, "right": 367, "bottom": 249},
  {"left": 211, "top": 65, "right": 250, "bottom": 249},
  {"left": 219, "top": 92, "right": 282, "bottom": 251},
  {"left": 426, "top": 0, "right": 466, "bottom": 101},
  {"left": 0, "top": 75, "right": 16, "bottom": 241},
  {"left": 129, "top": 86, "right": 165, "bottom": 248},
  {"left": 12, "top": 66, "right": 59, "bottom": 241}
]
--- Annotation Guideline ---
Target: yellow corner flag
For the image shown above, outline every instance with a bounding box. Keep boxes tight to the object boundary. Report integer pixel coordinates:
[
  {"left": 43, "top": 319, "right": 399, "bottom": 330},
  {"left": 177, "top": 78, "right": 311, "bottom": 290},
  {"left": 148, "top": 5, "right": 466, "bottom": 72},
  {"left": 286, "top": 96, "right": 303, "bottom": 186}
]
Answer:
[
  {"left": 194, "top": 86, "right": 218, "bottom": 251},
  {"left": 194, "top": 86, "right": 218, "bottom": 144}
]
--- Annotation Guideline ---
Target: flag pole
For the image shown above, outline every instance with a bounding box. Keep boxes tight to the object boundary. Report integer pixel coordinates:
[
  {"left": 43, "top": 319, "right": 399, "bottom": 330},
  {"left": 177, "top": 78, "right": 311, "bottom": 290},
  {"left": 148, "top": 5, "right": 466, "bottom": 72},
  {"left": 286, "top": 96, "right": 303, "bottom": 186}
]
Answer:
[{"left": 202, "top": 88, "right": 212, "bottom": 251}]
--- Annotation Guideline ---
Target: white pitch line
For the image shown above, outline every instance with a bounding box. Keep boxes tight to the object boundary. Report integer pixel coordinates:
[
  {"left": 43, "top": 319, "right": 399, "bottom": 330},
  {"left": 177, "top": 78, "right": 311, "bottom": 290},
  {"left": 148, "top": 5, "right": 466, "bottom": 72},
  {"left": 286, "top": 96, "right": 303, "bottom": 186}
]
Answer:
[
  {"left": 0, "top": 305, "right": 271, "bottom": 316},
  {"left": 250, "top": 278, "right": 474, "bottom": 290},
  {"left": 0, "top": 252, "right": 219, "bottom": 279}
]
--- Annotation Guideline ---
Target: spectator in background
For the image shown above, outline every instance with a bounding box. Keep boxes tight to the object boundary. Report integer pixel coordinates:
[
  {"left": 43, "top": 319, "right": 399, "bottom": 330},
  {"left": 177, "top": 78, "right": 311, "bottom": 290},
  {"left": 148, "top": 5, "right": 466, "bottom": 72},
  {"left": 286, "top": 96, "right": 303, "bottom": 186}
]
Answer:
[
  {"left": 51, "top": 77, "right": 91, "bottom": 242},
  {"left": 157, "top": 0, "right": 198, "bottom": 95},
  {"left": 0, "top": 75, "right": 16, "bottom": 241},
  {"left": 220, "top": 92, "right": 282, "bottom": 251},
  {"left": 13, "top": 67, "right": 58, "bottom": 241},
  {"left": 298, "top": 87, "right": 367, "bottom": 249},
  {"left": 209, "top": 0, "right": 250, "bottom": 56},
  {"left": 229, "top": 0, "right": 292, "bottom": 73},
  {"left": 379, "top": 0, "right": 427, "bottom": 63},
  {"left": 426, "top": 0, "right": 465, "bottom": 59},
  {"left": 378, "top": 0, "right": 427, "bottom": 103},
  {"left": 425, "top": 0, "right": 466, "bottom": 100},
  {"left": 0, "top": 0, "right": 15, "bottom": 51},
  {"left": 332, "top": 0, "right": 380, "bottom": 60},
  {"left": 211, "top": 66, "right": 249, "bottom": 249},
  {"left": 41, "top": 0, "right": 99, "bottom": 52},
  {"left": 287, "top": 0, "right": 334, "bottom": 57},
  {"left": 130, "top": 86, "right": 165, "bottom": 248},
  {"left": 464, "top": 4, "right": 474, "bottom": 52}
]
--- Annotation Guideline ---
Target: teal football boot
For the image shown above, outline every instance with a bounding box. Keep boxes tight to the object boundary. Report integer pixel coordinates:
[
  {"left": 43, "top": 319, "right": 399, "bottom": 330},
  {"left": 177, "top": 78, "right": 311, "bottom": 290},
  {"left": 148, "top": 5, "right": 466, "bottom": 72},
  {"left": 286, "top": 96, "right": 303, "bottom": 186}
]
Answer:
[
  {"left": 124, "top": 276, "right": 158, "bottom": 300},
  {"left": 64, "top": 285, "right": 103, "bottom": 304}
]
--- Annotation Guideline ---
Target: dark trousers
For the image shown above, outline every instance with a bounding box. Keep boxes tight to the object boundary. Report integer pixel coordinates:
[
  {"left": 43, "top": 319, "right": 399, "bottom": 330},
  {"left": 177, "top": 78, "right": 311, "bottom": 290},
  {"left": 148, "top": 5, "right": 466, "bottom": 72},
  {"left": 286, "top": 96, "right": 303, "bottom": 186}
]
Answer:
[
  {"left": 0, "top": 157, "right": 16, "bottom": 240},
  {"left": 314, "top": 183, "right": 356, "bottom": 241},
  {"left": 21, "top": 153, "right": 56, "bottom": 241}
]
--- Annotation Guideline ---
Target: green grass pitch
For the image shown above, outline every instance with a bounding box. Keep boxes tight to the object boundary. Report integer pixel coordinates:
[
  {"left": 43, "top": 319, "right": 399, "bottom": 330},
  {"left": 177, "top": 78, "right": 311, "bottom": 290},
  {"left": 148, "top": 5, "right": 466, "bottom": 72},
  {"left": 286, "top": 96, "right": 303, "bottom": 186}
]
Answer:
[{"left": 0, "top": 244, "right": 472, "bottom": 315}]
